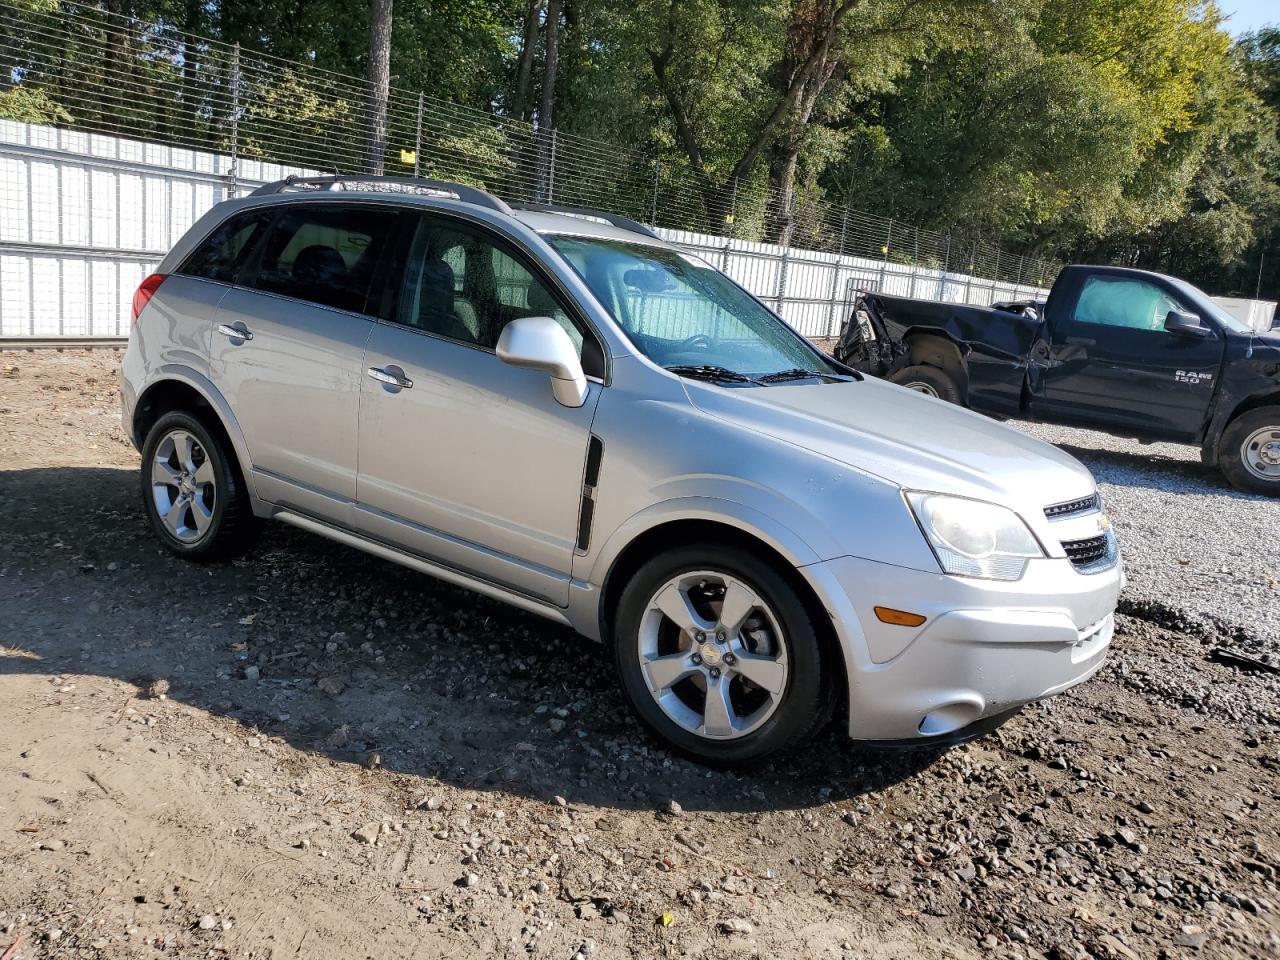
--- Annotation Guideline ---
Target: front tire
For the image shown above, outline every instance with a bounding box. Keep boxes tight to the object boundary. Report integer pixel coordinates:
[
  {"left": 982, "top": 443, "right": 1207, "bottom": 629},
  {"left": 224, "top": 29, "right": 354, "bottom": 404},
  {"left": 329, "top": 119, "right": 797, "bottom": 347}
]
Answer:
[
  {"left": 1219, "top": 407, "right": 1280, "bottom": 496},
  {"left": 888, "top": 364, "right": 961, "bottom": 403},
  {"left": 139, "top": 411, "right": 260, "bottom": 560},
  {"left": 612, "top": 546, "right": 831, "bottom": 766}
]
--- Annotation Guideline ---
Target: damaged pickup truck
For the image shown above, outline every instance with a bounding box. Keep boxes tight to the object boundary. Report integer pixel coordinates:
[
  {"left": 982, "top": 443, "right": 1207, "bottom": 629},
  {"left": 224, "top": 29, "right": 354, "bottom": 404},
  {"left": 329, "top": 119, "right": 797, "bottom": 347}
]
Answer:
[{"left": 835, "top": 264, "right": 1280, "bottom": 496}]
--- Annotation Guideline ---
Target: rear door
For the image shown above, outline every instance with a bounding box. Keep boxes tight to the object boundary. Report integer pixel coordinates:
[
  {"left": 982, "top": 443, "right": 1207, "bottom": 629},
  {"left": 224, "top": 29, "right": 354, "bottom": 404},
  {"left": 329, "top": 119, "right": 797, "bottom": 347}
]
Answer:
[
  {"left": 208, "top": 201, "right": 400, "bottom": 521},
  {"left": 1033, "top": 272, "right": 1224, "bottom": 440}
]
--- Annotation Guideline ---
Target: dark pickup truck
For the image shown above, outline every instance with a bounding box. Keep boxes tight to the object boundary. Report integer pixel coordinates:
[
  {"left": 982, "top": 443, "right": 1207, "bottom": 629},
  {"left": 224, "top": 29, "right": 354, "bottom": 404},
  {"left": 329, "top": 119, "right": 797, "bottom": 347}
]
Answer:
[{"left": 834, "top": 264, "right": 1280, "bottom": 495}]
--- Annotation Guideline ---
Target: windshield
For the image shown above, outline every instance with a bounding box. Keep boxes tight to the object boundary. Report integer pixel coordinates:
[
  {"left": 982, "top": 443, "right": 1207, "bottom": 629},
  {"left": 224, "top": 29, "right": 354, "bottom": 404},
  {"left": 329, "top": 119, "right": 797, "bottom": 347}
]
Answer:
[
  {"left": 546, "top": 235, "right": 837, "bottom": 380},
  {"left": 1167, "top": 276, "right": 1251, "bottom": 334}
]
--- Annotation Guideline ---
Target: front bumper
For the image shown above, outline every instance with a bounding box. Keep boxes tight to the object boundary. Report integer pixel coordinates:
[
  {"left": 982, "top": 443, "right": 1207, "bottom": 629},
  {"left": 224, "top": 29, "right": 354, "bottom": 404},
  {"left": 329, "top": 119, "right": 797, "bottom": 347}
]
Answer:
[{"left": 802, "top": 553, "right": 1123, "bottom": 742}]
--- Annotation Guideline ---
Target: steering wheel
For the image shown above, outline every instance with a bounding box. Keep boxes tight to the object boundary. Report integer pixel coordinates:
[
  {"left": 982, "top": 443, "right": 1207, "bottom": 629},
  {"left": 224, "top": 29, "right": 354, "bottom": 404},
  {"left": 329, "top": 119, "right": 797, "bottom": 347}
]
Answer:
[{"left": 678, "top": 334, "right": 712, "bottom": 351}]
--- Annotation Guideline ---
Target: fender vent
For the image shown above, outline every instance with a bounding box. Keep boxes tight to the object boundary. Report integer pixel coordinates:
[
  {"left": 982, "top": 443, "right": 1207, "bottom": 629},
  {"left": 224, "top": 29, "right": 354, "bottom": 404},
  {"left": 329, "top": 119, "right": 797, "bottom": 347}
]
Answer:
[{"left": 576, "top": 435, "right": 604, "bottom": 552}]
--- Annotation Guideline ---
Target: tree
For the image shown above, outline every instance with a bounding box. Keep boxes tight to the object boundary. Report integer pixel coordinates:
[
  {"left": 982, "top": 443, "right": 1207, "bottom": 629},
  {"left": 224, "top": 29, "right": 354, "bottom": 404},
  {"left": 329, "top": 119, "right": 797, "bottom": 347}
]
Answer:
[
  {"left": 365, "top": 0, "right": 394, "bottom": 174},
  {"left": 513, "top": 0, "right": 546, "bottom": 120}
]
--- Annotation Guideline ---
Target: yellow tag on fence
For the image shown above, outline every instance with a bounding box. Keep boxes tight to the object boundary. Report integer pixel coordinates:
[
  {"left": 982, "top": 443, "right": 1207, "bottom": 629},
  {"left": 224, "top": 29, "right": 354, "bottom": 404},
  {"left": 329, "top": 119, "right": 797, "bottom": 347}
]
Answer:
[{"left": 400, "top": 148, "right": 417, "bottom": 165}]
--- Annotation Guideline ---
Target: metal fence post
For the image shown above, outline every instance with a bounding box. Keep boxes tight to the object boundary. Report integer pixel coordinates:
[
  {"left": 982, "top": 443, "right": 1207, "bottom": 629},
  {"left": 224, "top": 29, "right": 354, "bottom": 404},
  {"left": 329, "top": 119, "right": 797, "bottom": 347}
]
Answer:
[
  {"left": 721, "top": 178, "right": 737, "bottom": 271},
  {"left": 965, "top": 242, "right": 976, "bottom": 305},
  {"left": 825, "top": 204, "right": 850, "bottom": 338},
  {"left": 650, "top": 161, "right": 660, "bottom": 228},
  {"left": 940, "top": 233, "right": 952, "bottom": 301},
  {"left": 414, "top": 91, "right": 423, "bottom": 178},
  {"left": 774, "top": 195, "right": 792, "bottom": 315},
  {"left": 908, "top": 229, "right": 919, "bottom": 299},
  {"left": 228, "top": 42, "right": 240, "bottom": 195},
  {"left": 547, "top": 129, "right": 557, "bottom": 203},
  {"left": 877, "top": 219, "right": 892, "bottom": 294}
]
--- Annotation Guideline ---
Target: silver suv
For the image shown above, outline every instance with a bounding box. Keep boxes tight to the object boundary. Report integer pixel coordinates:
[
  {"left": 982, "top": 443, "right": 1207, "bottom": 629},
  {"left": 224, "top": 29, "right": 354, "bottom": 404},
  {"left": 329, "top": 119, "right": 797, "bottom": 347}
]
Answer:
[{"left": 121, "top": 176, "right": 1122, "bottom": 764}]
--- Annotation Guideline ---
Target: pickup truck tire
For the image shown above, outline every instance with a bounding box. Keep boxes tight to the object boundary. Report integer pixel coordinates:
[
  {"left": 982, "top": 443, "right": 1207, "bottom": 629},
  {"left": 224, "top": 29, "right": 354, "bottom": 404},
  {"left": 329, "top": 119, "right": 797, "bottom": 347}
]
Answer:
[
  {"left": 1219, "top": 406, "right": 1280, "bottom": 496},
  {"left": 888, "top": 365, "right": 962, "bottom": 404},
  {"left": 612, "top": 545, "right": 831, "bottom": 766}
]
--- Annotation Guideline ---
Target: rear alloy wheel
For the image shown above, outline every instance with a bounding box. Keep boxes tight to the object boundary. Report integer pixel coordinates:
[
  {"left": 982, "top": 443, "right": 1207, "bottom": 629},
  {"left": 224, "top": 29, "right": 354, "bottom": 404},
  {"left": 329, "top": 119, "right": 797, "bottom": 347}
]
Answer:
[
  {"left": 140, "top": 411, "right": 260, "bottom": 560},
  {"left": 1219, "top": 406, "right": 1280, "bottom": 496},
  {"left": 888, "top": 364, "right": 961, "bottom": 404},
  {"left": 613, "top": 547, "right": 830, "bottom": 765}
]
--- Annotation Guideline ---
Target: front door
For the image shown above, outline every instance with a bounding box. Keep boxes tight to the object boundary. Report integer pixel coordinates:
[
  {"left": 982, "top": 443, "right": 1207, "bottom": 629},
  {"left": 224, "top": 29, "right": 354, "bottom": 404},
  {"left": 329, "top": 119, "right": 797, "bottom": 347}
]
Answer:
[
  {"left": 1034, "top": 272, "right": 1224, "bottom": 441},
  {"left": 209, "top": 202, "right": 399, "bottom": 519},
  {"left": 355, "top": 213, "right": 602, "bottom": 605}
]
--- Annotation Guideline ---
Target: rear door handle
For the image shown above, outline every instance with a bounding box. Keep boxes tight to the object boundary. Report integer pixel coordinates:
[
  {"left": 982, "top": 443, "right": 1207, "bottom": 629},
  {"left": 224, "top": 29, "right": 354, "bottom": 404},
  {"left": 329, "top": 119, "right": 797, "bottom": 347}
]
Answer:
[
  {"left": 367, "top": 366, "right": 413, "bottom": 389},
  {"left": 216, "top": 322, "right": 253, "bottom": 341}
]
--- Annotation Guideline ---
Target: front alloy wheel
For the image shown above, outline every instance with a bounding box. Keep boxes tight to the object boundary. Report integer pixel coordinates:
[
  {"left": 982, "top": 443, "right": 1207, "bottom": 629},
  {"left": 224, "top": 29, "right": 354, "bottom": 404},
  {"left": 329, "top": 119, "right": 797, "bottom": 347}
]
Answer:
[
  {"left": 638, "top": 571, "right": 789, "bottom": 740},
  {"left": 614, "top": 547, "right": 830, "bottom": 765}
]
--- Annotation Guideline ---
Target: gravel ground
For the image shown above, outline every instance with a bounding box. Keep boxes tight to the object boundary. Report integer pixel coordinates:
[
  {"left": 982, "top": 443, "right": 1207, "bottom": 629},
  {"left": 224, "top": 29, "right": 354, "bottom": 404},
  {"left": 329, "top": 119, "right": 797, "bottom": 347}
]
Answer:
[
  {"left": 0, "top": 351, "right": 1278, "bottom": 960},
  {"left": 1013, "top": 422, "right": 1280, "bottom": 660}
]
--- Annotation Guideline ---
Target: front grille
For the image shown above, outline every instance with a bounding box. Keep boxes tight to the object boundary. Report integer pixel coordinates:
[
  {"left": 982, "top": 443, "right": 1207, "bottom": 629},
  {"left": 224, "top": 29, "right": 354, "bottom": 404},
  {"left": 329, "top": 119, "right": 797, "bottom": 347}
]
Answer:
[
  {"left": 1062, "top": 533, "right": 1110, "bottom": 569},
  {"left": 1044, "top": 493, "right": 1100, "bottom": 520}
]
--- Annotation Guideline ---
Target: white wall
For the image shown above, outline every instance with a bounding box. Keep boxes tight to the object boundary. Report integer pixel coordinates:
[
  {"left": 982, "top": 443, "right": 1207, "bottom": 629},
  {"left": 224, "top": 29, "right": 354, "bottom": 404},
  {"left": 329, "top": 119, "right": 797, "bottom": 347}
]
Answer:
[{"left": 0, "top": 120, "right": 1049, "bottom": 339}]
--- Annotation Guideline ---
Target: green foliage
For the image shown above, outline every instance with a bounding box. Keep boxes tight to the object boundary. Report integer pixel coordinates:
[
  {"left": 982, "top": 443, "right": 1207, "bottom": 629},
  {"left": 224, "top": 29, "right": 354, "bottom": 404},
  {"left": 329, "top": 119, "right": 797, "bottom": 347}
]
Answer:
[{"left": 0, "top": 85, "right": 72, "bottom": 123}]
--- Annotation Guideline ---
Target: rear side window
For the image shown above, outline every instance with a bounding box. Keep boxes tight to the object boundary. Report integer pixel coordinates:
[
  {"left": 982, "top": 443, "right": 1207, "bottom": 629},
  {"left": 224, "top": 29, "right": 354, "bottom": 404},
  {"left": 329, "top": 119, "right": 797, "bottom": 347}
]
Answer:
[
  {"left": 247, "top": 205, "right": 399, "bottom": 314},
  {"left": 177, "top": 210, "right": 271, "bottom": 283}
]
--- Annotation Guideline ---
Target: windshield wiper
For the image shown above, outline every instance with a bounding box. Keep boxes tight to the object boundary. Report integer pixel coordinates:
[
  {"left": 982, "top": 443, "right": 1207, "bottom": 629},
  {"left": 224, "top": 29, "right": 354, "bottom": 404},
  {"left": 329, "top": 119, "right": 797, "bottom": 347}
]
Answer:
[
  {"left": 757, "top": 367, "right": 848, "bottom": 384},
  {"left": 665, "top": 364, "right": 760, "bottom": 385}
]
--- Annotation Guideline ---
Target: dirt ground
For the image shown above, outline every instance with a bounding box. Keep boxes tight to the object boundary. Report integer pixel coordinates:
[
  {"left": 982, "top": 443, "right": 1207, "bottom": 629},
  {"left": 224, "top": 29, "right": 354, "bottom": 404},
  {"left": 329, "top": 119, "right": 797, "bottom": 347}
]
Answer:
[{"left": 1, "top": 351, "right": 1277, "bottom": 960}]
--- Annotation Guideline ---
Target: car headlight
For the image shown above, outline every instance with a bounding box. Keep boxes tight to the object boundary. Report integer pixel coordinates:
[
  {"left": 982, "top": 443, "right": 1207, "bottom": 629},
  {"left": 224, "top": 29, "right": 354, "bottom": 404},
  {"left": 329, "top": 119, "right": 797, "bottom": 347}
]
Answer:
[{"left": 905, "top": 492, "right": 1044, "bottom": 581}]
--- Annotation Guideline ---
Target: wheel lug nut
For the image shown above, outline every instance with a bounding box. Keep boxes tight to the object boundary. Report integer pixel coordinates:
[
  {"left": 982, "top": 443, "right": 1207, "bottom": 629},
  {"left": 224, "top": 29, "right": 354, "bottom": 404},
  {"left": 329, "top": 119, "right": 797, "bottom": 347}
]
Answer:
[
  {"left": 709, "top": 668, "right": 721, "bottom": 679},
  {"left": 716, "top": 631, "right": 726, "bottom": 642},
  {"left": 694, "top": 632, "right": 705, "bottom": 642},
  {"left": 724, "top": 653, "right": 736, "bottom": 665},
  {"left": 691, "top": 653, "right": 702, "bottom": 665}
]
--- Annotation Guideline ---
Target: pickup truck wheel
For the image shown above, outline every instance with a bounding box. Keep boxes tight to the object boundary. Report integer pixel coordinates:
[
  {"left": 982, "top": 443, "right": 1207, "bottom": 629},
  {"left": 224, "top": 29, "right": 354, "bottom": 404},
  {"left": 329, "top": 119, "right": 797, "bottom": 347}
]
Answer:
[
  {"left": 1219, "top": 407, "right": 1280, "bottom": 496},
  {"left": 888, "top": 365, "right": 961, "bottom": 404},
  {"left": 613, "top": 547, "right": 831, "bottom": 766}
]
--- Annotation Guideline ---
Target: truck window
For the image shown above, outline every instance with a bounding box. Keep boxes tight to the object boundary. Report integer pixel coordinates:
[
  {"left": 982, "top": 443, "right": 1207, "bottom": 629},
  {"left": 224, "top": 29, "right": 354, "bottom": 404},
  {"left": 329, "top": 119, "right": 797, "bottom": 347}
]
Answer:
[{"left": 1073, "top": 276, "right": 1186, "bottom": 333}]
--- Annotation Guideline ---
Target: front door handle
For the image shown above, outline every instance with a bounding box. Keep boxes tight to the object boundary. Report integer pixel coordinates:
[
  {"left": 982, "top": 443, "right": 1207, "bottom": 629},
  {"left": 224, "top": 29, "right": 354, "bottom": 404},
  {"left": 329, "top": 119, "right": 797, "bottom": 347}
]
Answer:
[
  {"left": 368, "top": 366, "right": 413, "bottom": 389},
  {"left": 216, "top": 322, "right": 253, "bottom": 341}
]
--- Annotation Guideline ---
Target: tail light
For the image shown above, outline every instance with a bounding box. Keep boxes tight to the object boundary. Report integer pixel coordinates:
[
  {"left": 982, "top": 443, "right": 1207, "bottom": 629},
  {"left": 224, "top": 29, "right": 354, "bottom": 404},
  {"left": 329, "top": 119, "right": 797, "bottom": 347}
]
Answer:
[{"left": 131, "top": 273, "right": 168, "bottom": 326}]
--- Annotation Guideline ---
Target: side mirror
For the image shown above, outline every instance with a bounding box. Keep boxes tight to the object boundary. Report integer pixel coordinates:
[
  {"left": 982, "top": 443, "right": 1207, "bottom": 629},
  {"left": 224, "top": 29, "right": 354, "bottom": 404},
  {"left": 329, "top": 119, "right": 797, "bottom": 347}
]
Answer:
[
  {"left": 1164, "top": 310, "right": 1211, "bottom": 338},
  {"left": 496, "top": 316, "right": 589, "bottom": 408}
]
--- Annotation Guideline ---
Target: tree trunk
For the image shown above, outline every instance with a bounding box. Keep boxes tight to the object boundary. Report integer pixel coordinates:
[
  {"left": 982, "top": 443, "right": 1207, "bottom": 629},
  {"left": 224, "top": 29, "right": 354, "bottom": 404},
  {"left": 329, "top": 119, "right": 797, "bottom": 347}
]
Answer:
[
  {"left": 513, "top": 0, "right": 544, "bottom": 121},
  {"left": 364, "top": 0, "right": 393, "bottom": 175},
  {"left": 539, "top": 0, "right": 562, "bottom": 129},
  {"left": 535, "top": 0, "right": 562, "bottom": 200}
]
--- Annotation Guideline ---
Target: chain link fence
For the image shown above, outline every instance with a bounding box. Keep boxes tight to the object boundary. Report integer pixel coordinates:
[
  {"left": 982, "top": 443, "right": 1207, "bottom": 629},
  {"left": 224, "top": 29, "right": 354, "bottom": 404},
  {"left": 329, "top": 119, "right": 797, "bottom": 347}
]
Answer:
[{"left": 0, "top": 0, "right": 1058, "bottom": 338}]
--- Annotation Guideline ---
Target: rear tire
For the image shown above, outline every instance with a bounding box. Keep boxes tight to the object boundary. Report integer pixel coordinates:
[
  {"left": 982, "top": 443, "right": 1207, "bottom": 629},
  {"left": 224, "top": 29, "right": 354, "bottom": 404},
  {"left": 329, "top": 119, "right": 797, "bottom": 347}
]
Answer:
[
  {"left": 888, "top": 364, "right": 961, "bottom": 404},
  {"left": 612, "top": 545, "right": 832, "bottom": 766},
  {"left": 1218, "top": 407, "right": 1280, "bottom": 496},
  {"left": 139, "top": 411, "right": 261, "bottom": 561}
]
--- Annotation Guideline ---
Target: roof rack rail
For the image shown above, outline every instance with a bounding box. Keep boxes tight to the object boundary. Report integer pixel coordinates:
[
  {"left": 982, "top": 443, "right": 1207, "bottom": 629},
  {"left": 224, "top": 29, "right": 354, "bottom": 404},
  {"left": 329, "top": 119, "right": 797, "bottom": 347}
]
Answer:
[
  {"left": 250, "top": 175, "right": 513, "bottom": 215},
  {"left": 509, "top": 202, "right": 660, "bottom": 240}
]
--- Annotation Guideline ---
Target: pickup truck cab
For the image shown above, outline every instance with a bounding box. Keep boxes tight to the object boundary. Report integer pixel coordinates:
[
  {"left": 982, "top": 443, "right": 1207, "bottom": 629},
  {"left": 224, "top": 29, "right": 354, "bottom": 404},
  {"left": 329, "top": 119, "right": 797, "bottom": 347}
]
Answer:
[{"left": 835, "top": 264, "right": 1280, "bottom": 495}]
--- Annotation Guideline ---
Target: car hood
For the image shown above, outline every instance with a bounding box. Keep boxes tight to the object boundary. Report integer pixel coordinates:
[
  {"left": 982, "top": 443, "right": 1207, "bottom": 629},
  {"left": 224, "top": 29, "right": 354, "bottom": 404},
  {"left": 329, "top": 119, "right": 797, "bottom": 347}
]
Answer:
[{"left": 684, "top": 376, "right": 1097, "bottom": 517}]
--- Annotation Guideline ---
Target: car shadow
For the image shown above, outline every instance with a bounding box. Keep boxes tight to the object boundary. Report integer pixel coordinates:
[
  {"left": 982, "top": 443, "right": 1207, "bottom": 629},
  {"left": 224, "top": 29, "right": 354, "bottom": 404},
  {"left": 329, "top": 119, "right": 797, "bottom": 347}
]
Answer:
[
  {"left": 1047, "top": 441, "right": 1261, "bottom": 498},
  {"left": 0, "top": 465, "right": 944, "bottom": 814}
]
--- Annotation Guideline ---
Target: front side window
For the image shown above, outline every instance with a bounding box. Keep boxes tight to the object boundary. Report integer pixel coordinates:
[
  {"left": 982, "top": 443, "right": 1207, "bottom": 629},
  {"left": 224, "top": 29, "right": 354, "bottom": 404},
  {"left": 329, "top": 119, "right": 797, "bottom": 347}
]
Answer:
[
  {"left": 547, "top": 235, "right": 837, "bottom": 382},
  {"left": 395, "top": 215, "right": 587, "bottom": 358},
  {"left": 1073, "top": 276, "right": 1188, "bottom": 333},
  {"left": 178, "top": 210, "right": 271, "bottom": 283},
  {"left": 247, "top": 204, "right": 398, "bottom": 314}
]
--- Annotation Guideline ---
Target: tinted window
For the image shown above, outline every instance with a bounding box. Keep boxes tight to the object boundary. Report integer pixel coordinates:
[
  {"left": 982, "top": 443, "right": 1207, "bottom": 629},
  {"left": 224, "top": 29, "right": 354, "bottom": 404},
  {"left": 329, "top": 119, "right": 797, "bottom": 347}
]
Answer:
[
  {"left": 248, "top": 205, "right": 398, "bottom": 314},
  {"left": 178, "top": 210, "right": 270, "bottom": 283},
  {"left": 396, "top": 215, "right": 586, "bottom": 357},
  {"left": 1074, "top": 276, "right": 1188, "bottom": 332}
]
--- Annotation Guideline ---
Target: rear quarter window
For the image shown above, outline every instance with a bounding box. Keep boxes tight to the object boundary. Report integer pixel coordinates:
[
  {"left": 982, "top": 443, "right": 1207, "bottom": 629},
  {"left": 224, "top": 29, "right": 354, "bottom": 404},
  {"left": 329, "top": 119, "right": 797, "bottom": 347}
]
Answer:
[{"left": 177, "top": 210, "right": 271, "bottom": 284}]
